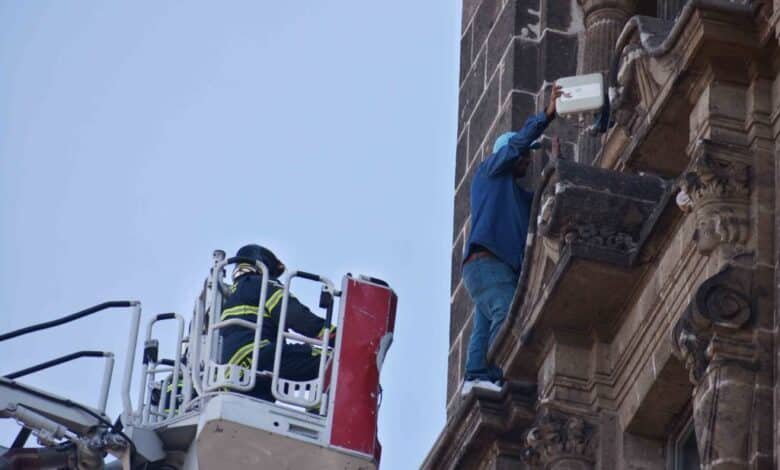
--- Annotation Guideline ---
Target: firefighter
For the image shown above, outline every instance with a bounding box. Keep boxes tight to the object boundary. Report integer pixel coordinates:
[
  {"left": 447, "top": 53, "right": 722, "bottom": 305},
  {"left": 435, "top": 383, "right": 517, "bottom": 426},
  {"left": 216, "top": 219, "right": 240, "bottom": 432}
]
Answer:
[{"left": 220, "top": 244, "right": 336, "bottom": 401}]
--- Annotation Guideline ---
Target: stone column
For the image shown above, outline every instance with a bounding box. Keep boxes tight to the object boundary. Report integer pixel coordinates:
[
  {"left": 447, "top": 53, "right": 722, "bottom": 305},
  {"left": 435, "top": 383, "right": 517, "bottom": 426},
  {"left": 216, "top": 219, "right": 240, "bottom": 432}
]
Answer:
[
  {"left": 576, "top": 0, "right": 635, "bottom": 164},
  {"left": 671, "top": 265, "right": 760, "bottom": 470},
  {"left": 681, "top": 63, "right": 753, "bottom": 261},
  {"left": 522, "top": 407, "right": 596, "bottom": 470},
  {"left": 657, "top": 0, "right": 686, "bottom": 20}
]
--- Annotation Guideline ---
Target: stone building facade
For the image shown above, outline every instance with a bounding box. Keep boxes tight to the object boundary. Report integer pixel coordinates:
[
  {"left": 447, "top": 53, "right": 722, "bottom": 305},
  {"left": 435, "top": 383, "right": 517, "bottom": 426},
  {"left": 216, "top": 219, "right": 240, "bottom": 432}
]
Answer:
[{"left": 426, "top": 0, "right": 779, "bottom": 468}]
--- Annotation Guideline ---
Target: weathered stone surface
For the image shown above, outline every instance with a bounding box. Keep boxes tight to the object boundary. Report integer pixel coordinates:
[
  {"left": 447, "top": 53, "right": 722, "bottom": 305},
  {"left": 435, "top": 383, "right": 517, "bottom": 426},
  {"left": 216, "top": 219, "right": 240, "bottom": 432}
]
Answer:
[
  {"left": 540, "top": 31, "right": 578, "bottom": 82},
  {"left": 543, "top": 0, "right": 573, "bottom": 31},
  {"left": 451, "top": 235, "right": 465, "bottom": 293},
  {"left": 447, "top": 344, "right": 461, "bottom": 410},
  {"left": 453, "top": 161, "right": 475, "bottom": 240},
  {"left": 437, "top": 2, "right": 777, "bottom": 469},
  {"left": 469, "top": 71, "right": 501, "bottom": 155},
  {"left": 462, "top": 0, "right": 483, "bottom": 29},
  {"left": 450, "top": 283, "right": 472, "bottom": 344},
  {"left": 486, "top": 2, "right": 517, "bottom": 76},
  {"left": 424, "top": 381, "right": 537, "bottom": 469},
  {"left": 455, "top": 126, "right": 469, "bottom": 186},
  {"left": 511, "top": 39, "right": 542, "bottom": 93},
  {"left": 670, "top": 264, "right": 769, "bottom": 470},
  {"left": 658, "top": 0, "right": 686, "bottom": 20},
  {"left": 523, "top": 407, "right": 596, "bottom": 470},
  {"left": 473, "top": 0, "right": 502, "bottom": 57},
  {"left": 681, "top": 139, "right": 751, "bottom": 255},
  {"left": 460, "top": 26, "right": 473, "bottom": 84},
  {"left": 460, "top": 50, "right": 486, "bottom": 124},
  {"left": 537, "top": 160, "right": 669, "bottom": 266}
]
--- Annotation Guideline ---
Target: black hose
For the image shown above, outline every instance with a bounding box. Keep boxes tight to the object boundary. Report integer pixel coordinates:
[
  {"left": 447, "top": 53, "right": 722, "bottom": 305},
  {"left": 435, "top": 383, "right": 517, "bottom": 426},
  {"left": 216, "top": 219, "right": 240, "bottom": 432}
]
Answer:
[
  {"left": 4, "top": 351, "right": 109, "bottom": 380},
  {"left": 0, "top": 301, "right": 136, "bottom": 342}
]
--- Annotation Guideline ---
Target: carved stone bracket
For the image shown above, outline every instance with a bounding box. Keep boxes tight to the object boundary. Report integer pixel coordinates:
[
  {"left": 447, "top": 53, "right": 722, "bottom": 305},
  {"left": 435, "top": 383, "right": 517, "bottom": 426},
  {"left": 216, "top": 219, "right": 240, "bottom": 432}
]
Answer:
[
  {"left": 537, "top": 160, "right": 669, "bottom": 267},
  {"left": 681, "top": 140, "right": 751, "bottom": 255},
  {"left": 671, "top": 264, "right": 759, "bottom": 469},
  {"left": 522, "top": 407, "right": 596, "bottom": 470}
]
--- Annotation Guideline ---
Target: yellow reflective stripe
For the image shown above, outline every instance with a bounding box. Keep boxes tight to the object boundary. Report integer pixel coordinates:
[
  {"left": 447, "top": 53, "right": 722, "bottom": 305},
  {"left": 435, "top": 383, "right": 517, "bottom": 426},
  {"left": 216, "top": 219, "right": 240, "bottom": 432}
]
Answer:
[
  {"left": 317, "top": 325, "right": 337, "bottom": 338},
  {"left": 221, "top": 305, "right": 258, "bottom": 321},
  {"left": 165, "top": 381, "right": 184, "bottom": 393},
  {"left": 311, "top": 347, "right": 332, "bottom": 357},
  {"left": 228, "top": 343, "right": 255, "bottom": 365},
  {"left": 227, "top": 341, "right": 270, "bottom": 366},
  {"left": 264, "top": 290, "right": 284, "bottom": 316}
]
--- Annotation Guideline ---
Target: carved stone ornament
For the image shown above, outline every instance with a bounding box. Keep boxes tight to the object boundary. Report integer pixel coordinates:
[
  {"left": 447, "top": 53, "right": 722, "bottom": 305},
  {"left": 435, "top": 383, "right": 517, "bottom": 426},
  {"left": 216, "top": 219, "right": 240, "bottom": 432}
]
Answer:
[
  {"left": 536, "top": 160, "right": 667, "bottom": 266},
  {"left": 671, "top": 265, "right": 759, "bottom": 469},
  {"left": 523, "top": 408, "right": 595, "bottom": 470},
  {"left": 562, "top": 223, "right": 638, "bottom": 252},
  {"left": 671, "top": 264, "right": 755, "bottom": 382},
  {"left": 681, "top": 144, "right": 751, "bottom": 254},
  {"left": 611, "top": 16, "right": 675, "bottom": 134}
]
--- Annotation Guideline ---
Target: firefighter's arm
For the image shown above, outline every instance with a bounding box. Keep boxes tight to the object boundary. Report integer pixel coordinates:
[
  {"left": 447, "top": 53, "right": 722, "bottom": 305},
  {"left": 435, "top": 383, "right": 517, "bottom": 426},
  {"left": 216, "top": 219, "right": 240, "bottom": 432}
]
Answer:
[{"left": 280, "top": 294, "right": 335, "bottom": 340}]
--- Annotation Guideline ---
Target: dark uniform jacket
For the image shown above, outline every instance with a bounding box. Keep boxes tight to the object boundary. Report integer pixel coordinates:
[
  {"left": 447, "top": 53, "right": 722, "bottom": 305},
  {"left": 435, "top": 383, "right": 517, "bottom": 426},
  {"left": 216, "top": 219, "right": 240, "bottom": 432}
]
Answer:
[{"left": 219, "top": 272, "right": 329, "bottom": 366}]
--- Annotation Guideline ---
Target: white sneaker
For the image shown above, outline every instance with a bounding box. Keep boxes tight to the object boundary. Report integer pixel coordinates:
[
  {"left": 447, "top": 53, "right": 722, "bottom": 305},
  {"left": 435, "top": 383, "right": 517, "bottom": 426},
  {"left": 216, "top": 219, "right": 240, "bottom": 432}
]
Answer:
[{"left": 461, "top": 379, "right": 503, "bottom": 396}]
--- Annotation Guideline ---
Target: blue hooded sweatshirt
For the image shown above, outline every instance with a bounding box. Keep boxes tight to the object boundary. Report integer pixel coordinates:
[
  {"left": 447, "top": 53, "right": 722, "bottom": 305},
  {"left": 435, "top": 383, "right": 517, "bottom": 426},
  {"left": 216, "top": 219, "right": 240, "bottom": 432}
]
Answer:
[{"left": 464, "top": 112, "right": 551, "bottom": 272}]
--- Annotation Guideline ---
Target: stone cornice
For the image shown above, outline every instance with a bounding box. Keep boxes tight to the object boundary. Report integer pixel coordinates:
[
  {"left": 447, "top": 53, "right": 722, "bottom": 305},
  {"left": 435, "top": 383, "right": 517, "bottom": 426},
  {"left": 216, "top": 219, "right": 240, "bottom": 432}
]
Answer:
[
  {"left": 602, "top": 0, "right": 759, "bottom": 174},
  {"left": 421, "top": 381, "right": 536, "bottom": 470}
]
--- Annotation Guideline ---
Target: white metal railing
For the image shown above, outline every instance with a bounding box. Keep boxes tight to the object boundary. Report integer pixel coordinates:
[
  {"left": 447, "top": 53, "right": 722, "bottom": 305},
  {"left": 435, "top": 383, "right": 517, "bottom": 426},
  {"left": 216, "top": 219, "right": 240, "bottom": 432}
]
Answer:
[
  {"left": 136, "top": 313, "right": 185, "bottom": 424},
  {"left": 201, "top": 254, "right": 270, "bottom": 393},
  {"left": 131, "top": 249, "right": 342, "bottom": 426},
  {"left": 271, "top": 271, "right": 337, "bottom": 411},
  {"left": 121, "top": 301, "right": 142, "bottom": 425}
]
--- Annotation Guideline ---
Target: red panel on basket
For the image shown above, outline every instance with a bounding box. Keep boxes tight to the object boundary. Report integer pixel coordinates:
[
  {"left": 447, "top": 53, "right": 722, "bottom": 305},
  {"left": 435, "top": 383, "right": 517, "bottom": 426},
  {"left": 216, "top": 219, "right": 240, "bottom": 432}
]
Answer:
[{"left": 329, "top": 277, "right": 396, "bottom": 462}]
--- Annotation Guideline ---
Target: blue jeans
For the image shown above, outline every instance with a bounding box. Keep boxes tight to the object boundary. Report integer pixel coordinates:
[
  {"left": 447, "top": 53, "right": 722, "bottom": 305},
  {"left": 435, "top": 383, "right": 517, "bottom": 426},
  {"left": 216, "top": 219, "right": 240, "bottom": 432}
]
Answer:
[{"left": 463, "top": 257, "right": 519, "bottom": 381}]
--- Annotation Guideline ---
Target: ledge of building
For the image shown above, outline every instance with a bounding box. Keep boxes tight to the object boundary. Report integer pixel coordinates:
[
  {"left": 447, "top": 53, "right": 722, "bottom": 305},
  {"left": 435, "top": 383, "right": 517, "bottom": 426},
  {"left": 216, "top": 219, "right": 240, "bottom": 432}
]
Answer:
[{"left": 421, "top": 381, "right": 536, "bottom": 470}]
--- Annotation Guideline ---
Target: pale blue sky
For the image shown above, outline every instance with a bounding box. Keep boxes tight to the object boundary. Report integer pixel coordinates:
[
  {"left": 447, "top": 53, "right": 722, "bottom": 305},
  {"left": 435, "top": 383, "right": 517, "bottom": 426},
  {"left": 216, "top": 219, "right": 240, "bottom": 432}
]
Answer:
[{"left": 0, "top": 2, "right": 459, "bottom": 468}]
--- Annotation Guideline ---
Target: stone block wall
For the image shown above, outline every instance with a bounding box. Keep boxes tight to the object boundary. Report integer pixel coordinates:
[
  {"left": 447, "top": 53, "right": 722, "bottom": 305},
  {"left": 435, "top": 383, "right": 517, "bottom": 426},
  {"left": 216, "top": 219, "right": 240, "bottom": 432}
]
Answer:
[{"left": 449, "top": 0, "right": 583, "bottom": 414}]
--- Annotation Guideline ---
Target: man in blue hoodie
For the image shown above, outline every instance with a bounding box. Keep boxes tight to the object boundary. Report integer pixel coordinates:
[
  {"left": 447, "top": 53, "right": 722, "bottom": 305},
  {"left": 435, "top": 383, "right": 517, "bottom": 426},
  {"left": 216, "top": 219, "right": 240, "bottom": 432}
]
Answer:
[{"left": 461, "top": 85, "right": 564, "bottom": 395}]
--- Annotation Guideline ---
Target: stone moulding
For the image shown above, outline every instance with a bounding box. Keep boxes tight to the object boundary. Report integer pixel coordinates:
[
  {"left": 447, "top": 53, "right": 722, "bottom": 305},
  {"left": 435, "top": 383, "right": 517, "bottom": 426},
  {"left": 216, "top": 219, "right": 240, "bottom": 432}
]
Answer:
[
  {"left": 421, "top": 381, "right": 536, "bottom": 470},
  {"left": 537, "top": 159, "right": 669, "bottom": 267},
  {"left": 671, "top": 264, "right": 761, "bottom": 470}
]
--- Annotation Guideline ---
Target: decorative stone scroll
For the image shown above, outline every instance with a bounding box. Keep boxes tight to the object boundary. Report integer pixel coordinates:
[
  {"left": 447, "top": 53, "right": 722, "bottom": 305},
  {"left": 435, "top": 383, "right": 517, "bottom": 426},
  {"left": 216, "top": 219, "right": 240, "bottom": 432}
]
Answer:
[
  {"left": 522, "top": 407, "right": 595, "bottom": 470},
  {"left": 671, "top": 264, "right": 759, "bottom": 470}
]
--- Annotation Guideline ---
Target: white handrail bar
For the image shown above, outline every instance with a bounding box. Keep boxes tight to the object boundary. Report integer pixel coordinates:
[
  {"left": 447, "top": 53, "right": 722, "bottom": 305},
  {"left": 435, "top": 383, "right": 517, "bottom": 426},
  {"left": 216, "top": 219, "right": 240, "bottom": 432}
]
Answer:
[
  {"left": 189, "top": 296, "right": 205, "bottom": 398},
  {"left": 97, "top": 353, "right": 114, "bottom": 413},
  {"left": 202, "top": 257, "right": 270, "bottom": 392},
  {"left": 281, "top": 331, "right": 326, "bottom": 347},
  {"left": 137, "top": 313, "right": 185, "bottom": 423},
  {"left": 271, "top": 271, "right": 336, "bottom": 408},
  {"left": 211, "top": 318, "right": 258, "bottom": 330},
  {"left": 121, "top": 301, "right": 142, "bottom": 425}
]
